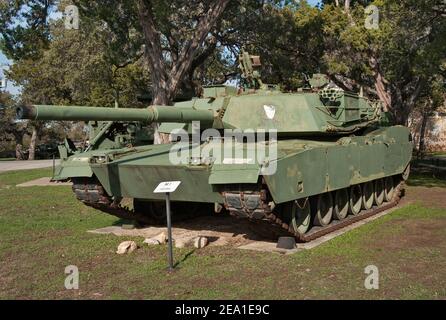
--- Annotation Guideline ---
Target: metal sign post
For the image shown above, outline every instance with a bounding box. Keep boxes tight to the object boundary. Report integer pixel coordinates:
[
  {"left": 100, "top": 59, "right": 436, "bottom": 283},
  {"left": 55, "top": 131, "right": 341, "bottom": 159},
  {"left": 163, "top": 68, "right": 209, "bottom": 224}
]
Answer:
[{"left": 153, "top": 181, "right": 181, "bottom": 271}]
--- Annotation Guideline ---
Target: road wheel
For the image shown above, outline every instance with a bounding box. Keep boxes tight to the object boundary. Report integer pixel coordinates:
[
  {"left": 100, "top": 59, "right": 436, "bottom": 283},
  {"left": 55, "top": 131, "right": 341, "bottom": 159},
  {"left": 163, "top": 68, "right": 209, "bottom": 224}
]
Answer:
[
  {"left": 349, "top": 185, "right": 362, "bottom": 215},
  {"left": 289, "top": 198, "right": 311, "bottom": 235},
  {"left": 334, "top": 189, "right": 349, "bottom": 220},
  {"left": 374, "top": 179, "right": 385, "bottom": 206},
  {"left": 312, "top": 193, "right": 333, "bottom": 227},
  {"left": 402, "top": 164, "right": 411, "bottom": 181},
  {"left": 384, "top": 177, "right": 395, "bottom": 202},
  {"left": 362, "top": 181, "right": 374, "bottom": 210}
]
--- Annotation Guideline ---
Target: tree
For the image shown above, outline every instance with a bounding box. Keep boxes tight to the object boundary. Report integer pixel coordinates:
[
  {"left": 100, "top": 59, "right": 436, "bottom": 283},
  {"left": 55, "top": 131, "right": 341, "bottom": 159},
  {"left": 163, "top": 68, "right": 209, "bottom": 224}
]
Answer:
[
  {"left": 1, "top": 0, "right": 58, "bottom": 159},
  {"left": 0, "top": 91, "right": 27, "bottom": 155},
  {"left": 3, "top": 0, "right": 445, "bottom": 133},
  {"left": 9, "top": 19, "right": 151, "bottom": 108},
  {"left": 227, "top": 1, "right": 325, "bottom": 90},
  {"left": 136, "top": 0, "right": 231, "bottom": 105},
  {"left": 317, "top": 0, "right": 446, "bottom": 125},
  {"left": 413, "top": 72, "right": 446, "bottom": 155},
  {"left": 6, "top": 17, "right": 151, "bottom": 158},
  {"left": 0, "top": 0, "right": 55, "bottom": 60},
  {"left": 75, "top": 0, "right": 242, "bottom": 105},
  {"left": 73, "top": 0, "right": 247, "bottom": 142}
]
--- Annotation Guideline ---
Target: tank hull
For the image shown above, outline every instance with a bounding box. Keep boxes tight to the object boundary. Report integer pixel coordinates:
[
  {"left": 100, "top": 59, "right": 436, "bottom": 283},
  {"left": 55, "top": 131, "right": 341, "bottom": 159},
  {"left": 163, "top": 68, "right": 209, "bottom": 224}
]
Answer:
[
  {"left": 264, "top": 125, "right": 412, "bottom": 203},
  {"left": 89, "top": 125, "right": 412, "bottom": 204}
]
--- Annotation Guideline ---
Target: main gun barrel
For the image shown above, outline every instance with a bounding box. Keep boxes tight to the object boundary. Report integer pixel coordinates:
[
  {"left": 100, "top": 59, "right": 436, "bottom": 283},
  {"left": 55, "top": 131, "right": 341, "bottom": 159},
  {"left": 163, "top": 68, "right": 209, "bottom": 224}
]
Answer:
[{"left": 16, "top": 105, "right": 215, "bottom": 123}]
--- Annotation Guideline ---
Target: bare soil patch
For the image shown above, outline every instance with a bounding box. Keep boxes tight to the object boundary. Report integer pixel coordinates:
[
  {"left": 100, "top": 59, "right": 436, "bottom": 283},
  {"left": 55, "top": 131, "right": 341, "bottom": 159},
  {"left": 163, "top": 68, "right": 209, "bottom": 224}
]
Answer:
[
  {"left": 403, "top": 186, "right": 446, "bottom": 209},
  {"left": 91, "top": 206, "right": 404, "bottom": 253},
  {"left": 90, "top": 214, "right": 283, "bottom": 249},
  {"left": 369, "top": 218, "right": 446, "bottom": 250}
]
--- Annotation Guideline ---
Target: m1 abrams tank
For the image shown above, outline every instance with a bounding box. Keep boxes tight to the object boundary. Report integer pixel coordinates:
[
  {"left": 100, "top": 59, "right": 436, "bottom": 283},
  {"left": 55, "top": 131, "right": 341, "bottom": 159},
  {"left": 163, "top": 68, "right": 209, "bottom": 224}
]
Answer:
[{"left": 17, "top": 52, "right": 412, "bottom": 241}]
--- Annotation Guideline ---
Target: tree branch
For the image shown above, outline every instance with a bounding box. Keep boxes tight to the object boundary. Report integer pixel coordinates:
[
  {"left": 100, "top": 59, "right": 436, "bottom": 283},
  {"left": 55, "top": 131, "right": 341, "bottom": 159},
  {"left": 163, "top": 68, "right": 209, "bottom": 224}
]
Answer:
[
  {"left": 168, "top": 0, "right": 231, "bottom": 94},
  {"left": 137, "top": 0, "right": 167, "bottom": 79}
]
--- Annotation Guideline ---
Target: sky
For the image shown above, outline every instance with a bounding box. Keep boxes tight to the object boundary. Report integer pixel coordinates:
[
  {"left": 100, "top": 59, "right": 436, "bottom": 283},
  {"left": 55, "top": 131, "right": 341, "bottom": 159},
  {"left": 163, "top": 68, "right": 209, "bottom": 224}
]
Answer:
[
  {"left": 0, "top": 51, "right": 20, "bottom": 95},
  {"left": 307, "top": 0, "right": 321, "bottom": 5},
  {"left": 0, "top": 0, "right": 321, "bottom": 96}
]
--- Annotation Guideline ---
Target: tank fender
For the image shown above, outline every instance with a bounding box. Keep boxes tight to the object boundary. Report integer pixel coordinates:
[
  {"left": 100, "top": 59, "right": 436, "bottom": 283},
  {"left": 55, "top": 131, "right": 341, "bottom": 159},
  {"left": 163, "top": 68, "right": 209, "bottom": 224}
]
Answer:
[{"left": 209, "top": 163, "right": 260, "bottom": 184}]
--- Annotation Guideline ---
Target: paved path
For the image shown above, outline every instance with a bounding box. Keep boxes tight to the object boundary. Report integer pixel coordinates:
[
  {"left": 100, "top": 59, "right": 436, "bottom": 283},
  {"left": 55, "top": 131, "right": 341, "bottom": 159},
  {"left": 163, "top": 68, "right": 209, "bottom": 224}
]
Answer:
[
  {"left": 16, "top": 177, "right": 71, "bottom": 187},
  {"left": 0, "top": 160, "right": 60, "bottom": 173}
]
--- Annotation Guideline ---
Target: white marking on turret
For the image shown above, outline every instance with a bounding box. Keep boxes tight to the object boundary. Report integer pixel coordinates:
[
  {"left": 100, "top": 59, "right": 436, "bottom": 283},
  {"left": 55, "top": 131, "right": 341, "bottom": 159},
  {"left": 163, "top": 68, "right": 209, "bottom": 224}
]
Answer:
[{"left": 263, "top": 105, "right": 276, "bottom": 119}]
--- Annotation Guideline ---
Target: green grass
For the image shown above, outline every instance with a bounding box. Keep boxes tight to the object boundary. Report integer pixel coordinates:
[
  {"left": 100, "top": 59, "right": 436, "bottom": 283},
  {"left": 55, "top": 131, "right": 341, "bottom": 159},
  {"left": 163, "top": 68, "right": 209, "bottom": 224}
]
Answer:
[
  {"left": 407, "top": 172, "right": 446, "bottom": 188},
  {"left": 0, "top": 168, "right": 53, "bottom": 188},
  {"left": 0, "top": 158, "right": 15, "bottom": 161},
  {"left": 0, "top": 169, "right": 445, "bottom": 299},
  {"left": 427, "top": 152, "right": 446, "bottom": 157}
]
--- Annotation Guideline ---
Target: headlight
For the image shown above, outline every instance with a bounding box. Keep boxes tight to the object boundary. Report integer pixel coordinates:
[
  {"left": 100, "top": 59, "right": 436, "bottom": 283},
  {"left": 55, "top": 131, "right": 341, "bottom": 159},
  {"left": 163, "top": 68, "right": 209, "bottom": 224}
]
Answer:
[{"left": 90, "top": 155, "right": 109, "bottom": 164}]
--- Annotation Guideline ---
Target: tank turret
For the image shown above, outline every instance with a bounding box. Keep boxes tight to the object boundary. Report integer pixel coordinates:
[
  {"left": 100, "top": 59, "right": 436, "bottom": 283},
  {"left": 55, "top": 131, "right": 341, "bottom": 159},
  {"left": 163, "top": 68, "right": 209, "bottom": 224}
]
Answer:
[
  {"left": 17, "top": 50, "right": 383, "bottom": 137},
  {"left": 17, "top": 87, "right": 382, "bottom": 136}
]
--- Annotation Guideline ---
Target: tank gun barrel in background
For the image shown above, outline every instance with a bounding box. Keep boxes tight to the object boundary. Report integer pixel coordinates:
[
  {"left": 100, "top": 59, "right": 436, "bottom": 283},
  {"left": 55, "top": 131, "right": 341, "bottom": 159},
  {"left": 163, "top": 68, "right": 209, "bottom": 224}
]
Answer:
[{"left": 16, "top": 105, "right": 215, "bottom": 124}]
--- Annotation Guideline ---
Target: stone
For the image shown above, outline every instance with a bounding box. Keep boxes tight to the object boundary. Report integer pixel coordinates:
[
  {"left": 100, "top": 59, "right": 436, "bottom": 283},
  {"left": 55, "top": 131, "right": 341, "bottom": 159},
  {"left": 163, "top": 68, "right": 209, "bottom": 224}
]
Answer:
[
  {"left": 143, "top": 238, "right": 161, "bottom": 246},
  {"left": 174, "top": 236, "right": 209, "bottom": 249},
  {"left": 174, "top": 238, "right": 192, "bottom": 248},
  {"left": 153, "top": 232, "right": 167, "bottom": 244},
  {"left": 193, "top": 236, "right": 209, "bottom": 249},
  {"left": 276, "top": 236, "right": 296, "bottom": 250},
  {"left": 116, "top": 241, "right": 137, "bottom": 254}
]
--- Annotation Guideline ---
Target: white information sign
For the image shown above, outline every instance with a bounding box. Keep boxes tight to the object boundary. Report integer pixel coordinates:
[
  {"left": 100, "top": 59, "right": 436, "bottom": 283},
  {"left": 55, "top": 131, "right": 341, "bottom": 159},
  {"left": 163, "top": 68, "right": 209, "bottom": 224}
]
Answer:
[{"left": 153, "top": 181, "right": 182, "bottom": 193}]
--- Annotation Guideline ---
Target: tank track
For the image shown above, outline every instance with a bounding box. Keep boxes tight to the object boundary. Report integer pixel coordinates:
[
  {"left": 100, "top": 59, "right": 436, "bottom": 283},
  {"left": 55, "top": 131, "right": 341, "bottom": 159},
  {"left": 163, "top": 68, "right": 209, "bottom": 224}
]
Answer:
[
  {"left": 223, "top": 178, "right": 405, "bottom": 243},
  {"left": 71, "top": 177, "right": 209, "bottom": 225},
  {"left": 72, "top": 177, "right": 156, "bottom": 225},
  {"left": 73, "top": 177, "right": 405, "bottom": 242}
]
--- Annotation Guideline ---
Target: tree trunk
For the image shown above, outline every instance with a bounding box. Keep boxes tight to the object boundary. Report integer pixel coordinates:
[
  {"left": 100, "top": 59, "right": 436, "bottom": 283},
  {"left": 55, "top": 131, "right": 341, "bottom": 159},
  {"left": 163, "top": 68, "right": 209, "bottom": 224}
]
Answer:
[
  {"left": 150, "top": 83, "right": 171, "bottom": 144},
  {"left": 15, "top": 144, "right": 24, "bottom": 160},
  {"left": 391, "top": 79, "right": 423, "bottom": 126},
  {"left": 374, "top": 72, "right": 392, "bottom": 112},
  {"left": 28, "top": 126, "right": 38, "bottom": 160},
  {"left": 344, "top": 0, "right": 351, "bottom": 12},
  {"left": 13, "top": 130, "right": 23, "bottom": 147},
  {"left": 418, "top": 111, "right": 429, "bottom": 158},
  {"left": 370, "top": 57, "right": 391, "bottom": 112},
  {"left": 137, "top": 0, "right": 230, "bottom": 144},
  {"left": 392, "top": 101, "right": 409, "bottom": 125}
]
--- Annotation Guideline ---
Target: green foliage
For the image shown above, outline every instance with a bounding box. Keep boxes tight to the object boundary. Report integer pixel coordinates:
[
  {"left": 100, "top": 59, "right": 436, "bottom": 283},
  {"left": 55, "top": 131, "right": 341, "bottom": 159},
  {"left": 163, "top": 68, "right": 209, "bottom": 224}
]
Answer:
[
  {"left": 71, "top": 0, "right": 143, "bottom": 70},
  {"left": 320, "top": 0, "right": 446, "bottom": 123},
  {"left": 0, "top": 0, "right": 56, "bottom": 60},
  {"left": 219, "top": 1, "right": 326, "bottom": 90},
  {"left": 0, "top": 91, "right": 23, "bottom": 152},
  {"left": 8, "top": 20, "right": 150, "bottom": 108},
  {"left": 1, "top": 0, "right": 445, "bottom": 126},
  {"left": 74, "top": 0, "right": 237, "bottom": 105},
  {"left": 2, "top": 6, "right": 152, "bottom": 152}
]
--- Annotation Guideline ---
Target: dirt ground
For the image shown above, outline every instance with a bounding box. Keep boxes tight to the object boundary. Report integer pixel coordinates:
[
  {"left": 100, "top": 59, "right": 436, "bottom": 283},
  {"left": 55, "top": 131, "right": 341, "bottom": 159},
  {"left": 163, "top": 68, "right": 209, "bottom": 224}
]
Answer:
[
  {"left": 402, "top": 186, "right": 446, "bottom": 209},
  {"left": 90, "top": 213, "right": 288, "bottom": 250}
]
